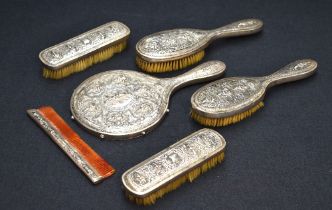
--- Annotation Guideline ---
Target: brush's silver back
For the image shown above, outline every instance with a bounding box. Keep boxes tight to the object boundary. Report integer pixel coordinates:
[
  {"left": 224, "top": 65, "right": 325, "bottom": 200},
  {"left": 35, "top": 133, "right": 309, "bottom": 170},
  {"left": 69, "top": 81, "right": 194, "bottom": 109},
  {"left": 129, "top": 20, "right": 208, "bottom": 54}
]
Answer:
[
  {"left": 192, "top": 77, "right": 266, "bottom": 118},
  {"left": 136, "top": 29, "right": 210, "bottom": 61}
]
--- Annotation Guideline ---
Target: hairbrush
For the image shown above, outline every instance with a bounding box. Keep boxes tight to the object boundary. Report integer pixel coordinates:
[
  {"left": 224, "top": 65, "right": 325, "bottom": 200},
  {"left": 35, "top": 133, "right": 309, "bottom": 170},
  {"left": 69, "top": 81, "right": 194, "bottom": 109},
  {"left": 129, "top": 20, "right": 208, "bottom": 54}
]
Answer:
[
  {"left": 70, "top": 61, "right": 226, "bottom": 140},
  {"left": 27, "top": 106, "right": 115, "bottom": 183},
  {"left": 122, "top": 128, "right": 226, "bottom": 205},
  {"left": 191, "top": 59, "right": 318, "bottom": 126},
  {"left": 136, "top": 18, "right": 263, "bottom": 73},
  {"left": 39, "top": 21, "right": 130, "bottom": 79}
]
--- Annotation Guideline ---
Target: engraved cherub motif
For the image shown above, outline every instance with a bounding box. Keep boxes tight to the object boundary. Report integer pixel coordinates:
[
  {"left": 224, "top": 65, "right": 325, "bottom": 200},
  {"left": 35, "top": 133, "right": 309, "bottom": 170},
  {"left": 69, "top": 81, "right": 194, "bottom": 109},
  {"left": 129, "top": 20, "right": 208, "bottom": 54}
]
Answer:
[
  {"left": 147, "top": 161, "right": 166, "bottom": 176},
  {"left": 165, "top": 152, "right": 182, "bottom": 167},
  {"left": 181, "top": 141, "right": 200, "bottom": 156},
  {"left": 131, "top": 172, "right": 149, "bottom": 186}
]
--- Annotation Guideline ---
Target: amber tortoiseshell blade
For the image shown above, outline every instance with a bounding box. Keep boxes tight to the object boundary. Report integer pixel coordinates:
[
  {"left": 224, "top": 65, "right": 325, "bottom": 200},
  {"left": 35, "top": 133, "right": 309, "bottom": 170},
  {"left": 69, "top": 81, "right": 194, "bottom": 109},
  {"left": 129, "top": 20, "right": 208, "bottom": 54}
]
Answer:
[{"left": 27, "top": 106, "right": 115, "bottom": 184}]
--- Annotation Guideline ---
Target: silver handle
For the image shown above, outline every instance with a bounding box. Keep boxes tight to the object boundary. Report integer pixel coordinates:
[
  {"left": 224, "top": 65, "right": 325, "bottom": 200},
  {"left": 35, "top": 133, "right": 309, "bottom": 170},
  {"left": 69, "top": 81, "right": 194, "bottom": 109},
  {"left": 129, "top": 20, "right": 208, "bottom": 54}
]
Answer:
[
  {"left": 209, "top": 19, "right": 263, "bottom": 39},
  {"left": 167, "top": 61, "right": 226, "bottom": 91},
  {"left": 264, "top": 59, "right": 318, "bottom": 88}
]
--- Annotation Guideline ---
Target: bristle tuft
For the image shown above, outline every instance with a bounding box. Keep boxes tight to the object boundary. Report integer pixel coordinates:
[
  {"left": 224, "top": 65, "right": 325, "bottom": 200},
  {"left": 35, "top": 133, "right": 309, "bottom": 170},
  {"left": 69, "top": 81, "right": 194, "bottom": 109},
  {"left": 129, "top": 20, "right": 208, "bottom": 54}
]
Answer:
[
  {"left": 136, "top": 50, "right": 205, "bottom": 73},
  {"left": 126, "top": 152, "right": 225, "bottom": 205},
  {"left": 191, "top": 101, "right": 264, "bottom": 127},
  {"left": 43, "top": 41, "right": 127, "bottom": 79}
]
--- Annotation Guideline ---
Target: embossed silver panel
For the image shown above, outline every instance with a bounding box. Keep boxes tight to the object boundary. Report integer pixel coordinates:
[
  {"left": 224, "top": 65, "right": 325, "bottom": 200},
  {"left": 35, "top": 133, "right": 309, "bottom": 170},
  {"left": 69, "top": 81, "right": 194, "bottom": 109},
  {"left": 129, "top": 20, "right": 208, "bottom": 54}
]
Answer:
[
  {"left": 136, "top": 19, "right": 263, "bottom": 62},
  {"left": 39, "top": 21, "right": 130, "bottom": 69},
  {"left": 70, "top": 61, "right": 226, "bottom": 140},
  {"left": 191, "top": 59, "right": 318, "bottom": 118},
  {"left": 122, "top": 128, "right": 226, "bottom": 197}
]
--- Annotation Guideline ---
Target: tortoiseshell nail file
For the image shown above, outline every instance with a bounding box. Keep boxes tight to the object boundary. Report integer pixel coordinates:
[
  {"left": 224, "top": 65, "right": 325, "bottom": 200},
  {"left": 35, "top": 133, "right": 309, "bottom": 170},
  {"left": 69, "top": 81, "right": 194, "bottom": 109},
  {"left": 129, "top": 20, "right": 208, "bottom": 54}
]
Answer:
[{"left": 27, "top": 106, "right": 115, "bottom": 184}]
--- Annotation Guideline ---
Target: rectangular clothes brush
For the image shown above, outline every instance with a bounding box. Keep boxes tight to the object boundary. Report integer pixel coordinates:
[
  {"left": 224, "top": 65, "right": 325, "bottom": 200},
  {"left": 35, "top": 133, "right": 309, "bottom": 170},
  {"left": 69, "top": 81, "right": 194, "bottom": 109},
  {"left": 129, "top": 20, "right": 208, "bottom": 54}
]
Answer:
[
  {"left": 27, "top": 106, "right": 115, "bottom": 184},
  {"left": 122, "top": 128, "right": 226, "bottom": 205},
  {"left": 39, "top": 21, "right": 130, "bottom": 79}
]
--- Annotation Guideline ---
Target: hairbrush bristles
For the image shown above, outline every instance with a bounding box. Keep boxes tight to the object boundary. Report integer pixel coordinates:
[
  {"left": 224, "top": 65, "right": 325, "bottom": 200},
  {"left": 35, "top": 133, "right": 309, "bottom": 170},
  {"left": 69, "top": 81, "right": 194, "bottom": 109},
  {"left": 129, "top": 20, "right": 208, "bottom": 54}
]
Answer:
[
  {"left": 191, "top": 101, "right": 264, "bottom": 127},
  {"left": 136, "top": 50, "right": 205, "bottom": 73},
  {"left": 43, "top": 41, "right": 127, "bottom": 79},
  {"left": 126, "top": 152, "right": 224, "bottom": 205}
]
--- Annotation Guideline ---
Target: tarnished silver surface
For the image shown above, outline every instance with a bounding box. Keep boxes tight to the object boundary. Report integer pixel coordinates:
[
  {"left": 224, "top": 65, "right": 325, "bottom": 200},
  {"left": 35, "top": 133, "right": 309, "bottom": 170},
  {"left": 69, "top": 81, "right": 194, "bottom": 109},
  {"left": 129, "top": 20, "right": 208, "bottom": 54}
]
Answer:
[
  {"left": 191, "top": 59, "right": 318, "bottom": 118},
  {"left": 122, "top": 128, "right": 226, "bottom": 197},
  {"left": 136, "top": 19, "right": 263, "bottom": 62},
  {"left": 71, "top": 61, "right": 226, "bottom": 140},
  {"left": 39, "top": 21, "right": 130, "bottom": 70},
  {"left": 27, "top": 109, "right": 102, "bottom": 183}
]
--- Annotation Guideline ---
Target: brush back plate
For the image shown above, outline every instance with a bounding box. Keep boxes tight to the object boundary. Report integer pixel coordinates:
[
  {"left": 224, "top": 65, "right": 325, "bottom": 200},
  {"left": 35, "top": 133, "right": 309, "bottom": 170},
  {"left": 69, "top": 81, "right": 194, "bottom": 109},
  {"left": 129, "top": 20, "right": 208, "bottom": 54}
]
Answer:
[
  {"left": 71, "top": 70, "right": 172, "bottom": 140},
  {"left": 136, "top": 29, "right": 210, "bottom": 61},
  {"left": 122, "top": 128, "right": 226, "bottom": 197},
  {"left": 39, "top": 21, "right": 130, "bottom": 69},
  {"left": 191, "top": 77, "right": 266, "bottom": 118}
]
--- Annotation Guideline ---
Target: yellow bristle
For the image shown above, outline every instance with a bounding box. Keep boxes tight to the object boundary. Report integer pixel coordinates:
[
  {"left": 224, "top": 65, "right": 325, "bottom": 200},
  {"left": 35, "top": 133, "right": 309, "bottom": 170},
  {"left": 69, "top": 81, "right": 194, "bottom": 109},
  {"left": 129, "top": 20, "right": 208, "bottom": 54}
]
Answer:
[
  {"left": 43, "top": 41, "right": 127, "bottom": 79},
  {"left": 191, "top": 101, "right": 264, "bottom": 127},
  {"left": 136, "top": 50, "right": 205, "bottom": 73},
  {"left": 126, "top": 152, "right": 225, "bottom": 205}
]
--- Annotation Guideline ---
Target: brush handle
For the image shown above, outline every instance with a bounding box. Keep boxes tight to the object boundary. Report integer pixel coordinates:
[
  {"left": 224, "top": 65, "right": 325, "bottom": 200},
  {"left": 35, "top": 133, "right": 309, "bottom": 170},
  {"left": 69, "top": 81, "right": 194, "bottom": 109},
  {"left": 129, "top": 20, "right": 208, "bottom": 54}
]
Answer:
[
  {"left": 209, "top": 19, "right": 263, "bottom": 39},
  {"left": 167, "top": 61, "right": 226, "bottom": 92},
  {"left": 264, "top": 59, "right": 318, "bottom": 88}
]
